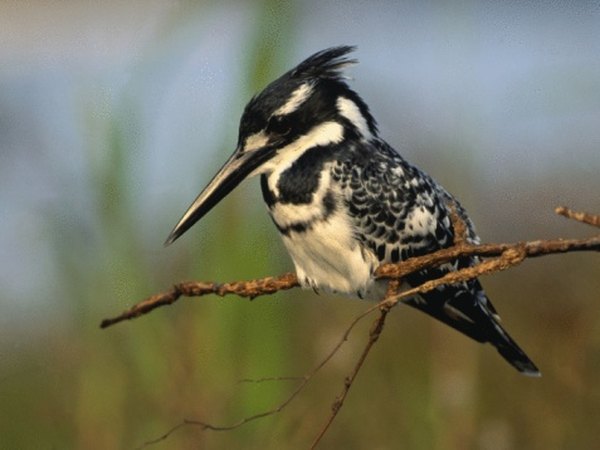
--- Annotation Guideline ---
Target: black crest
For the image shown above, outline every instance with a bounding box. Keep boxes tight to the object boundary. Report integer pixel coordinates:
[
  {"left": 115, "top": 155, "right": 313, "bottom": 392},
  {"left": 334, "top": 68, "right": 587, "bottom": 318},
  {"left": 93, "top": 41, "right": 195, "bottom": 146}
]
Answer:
[{"left": 288, "top": 45, "right": 357, "bottom": 81}]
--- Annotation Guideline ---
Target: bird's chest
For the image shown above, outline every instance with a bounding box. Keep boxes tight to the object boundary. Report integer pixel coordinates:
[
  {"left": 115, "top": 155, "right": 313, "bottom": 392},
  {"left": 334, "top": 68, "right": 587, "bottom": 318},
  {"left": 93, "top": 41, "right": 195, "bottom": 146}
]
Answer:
[
  {"left": 260, "top": 163, "right": 335, "bottom": 232},
  {"left": 260, "top": 167, "right": 379, "bottom": 297}
]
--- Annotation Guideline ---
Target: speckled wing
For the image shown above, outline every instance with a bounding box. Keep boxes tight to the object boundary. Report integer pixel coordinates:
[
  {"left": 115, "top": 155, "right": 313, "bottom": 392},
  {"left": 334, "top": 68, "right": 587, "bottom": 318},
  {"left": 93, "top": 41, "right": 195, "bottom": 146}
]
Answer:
[{"left": 334, "top": 140, "right": 539, "bottom": 375}]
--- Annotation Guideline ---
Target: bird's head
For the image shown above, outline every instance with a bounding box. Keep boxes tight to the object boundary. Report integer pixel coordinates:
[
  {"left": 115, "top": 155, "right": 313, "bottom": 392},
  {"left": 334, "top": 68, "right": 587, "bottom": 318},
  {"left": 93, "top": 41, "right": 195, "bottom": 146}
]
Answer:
[{"left": 165, "top": 45, "right": 377, "bottom": 244}]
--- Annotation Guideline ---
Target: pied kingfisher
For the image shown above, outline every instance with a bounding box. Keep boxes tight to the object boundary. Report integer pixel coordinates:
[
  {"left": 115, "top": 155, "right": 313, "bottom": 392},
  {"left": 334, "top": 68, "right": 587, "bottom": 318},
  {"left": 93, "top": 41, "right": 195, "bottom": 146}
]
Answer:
[{"left": 165, "top": 46, "right": 539, "bottom": 376}]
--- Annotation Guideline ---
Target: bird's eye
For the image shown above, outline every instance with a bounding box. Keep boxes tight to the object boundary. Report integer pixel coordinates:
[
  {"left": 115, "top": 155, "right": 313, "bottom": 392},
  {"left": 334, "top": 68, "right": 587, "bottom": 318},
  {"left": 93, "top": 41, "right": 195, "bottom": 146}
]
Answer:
[{"left": 267, "top": 115, "right": 292, "bottom": 136}]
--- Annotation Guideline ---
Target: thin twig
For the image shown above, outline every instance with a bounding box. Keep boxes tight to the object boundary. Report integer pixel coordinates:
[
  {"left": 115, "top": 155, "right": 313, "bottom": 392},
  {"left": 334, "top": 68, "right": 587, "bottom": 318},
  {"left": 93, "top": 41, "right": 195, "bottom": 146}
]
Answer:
[
  {"left": 310, "top": 307, "right": 390, "bottom": 449},
  {"left": 138, "top": 301, "right": 382, "bottom": 448},
  {"left": 237, "top": 376, "right": 305, "bottom": 384},
  {"left": 555, "top": 206, "right": 600, "bottom": 228}
]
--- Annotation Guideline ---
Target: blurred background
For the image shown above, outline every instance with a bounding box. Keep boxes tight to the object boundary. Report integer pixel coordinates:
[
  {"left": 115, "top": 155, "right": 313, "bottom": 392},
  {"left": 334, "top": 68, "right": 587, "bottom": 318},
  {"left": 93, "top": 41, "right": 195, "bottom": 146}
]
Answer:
[{"left": 1, "top": 0, "right": 599, "bottom": 448}]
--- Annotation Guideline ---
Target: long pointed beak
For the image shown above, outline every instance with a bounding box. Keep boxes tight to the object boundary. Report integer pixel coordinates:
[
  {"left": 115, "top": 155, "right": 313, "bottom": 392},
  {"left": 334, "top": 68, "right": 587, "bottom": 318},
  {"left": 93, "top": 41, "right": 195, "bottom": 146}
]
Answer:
[{"left": 165, "top": 146, "right": 274, "bottom": 245}]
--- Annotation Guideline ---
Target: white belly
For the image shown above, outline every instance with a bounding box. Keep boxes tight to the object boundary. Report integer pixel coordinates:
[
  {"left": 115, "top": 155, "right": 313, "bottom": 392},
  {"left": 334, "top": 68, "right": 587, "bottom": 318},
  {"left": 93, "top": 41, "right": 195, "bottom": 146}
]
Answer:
[{"left": 277, "top": 207, "right": 382, "bottom": 298}]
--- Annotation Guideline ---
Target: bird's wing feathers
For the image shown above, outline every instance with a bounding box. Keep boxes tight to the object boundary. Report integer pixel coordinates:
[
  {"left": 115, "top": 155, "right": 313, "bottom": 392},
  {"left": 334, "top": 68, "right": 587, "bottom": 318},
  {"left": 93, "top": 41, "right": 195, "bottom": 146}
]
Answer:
[
  {"left": 336, "top": 139, "right": 465, "bottom": 266},
  {"left": 336, "top": 140, "right": 539, "bottom": 375}
]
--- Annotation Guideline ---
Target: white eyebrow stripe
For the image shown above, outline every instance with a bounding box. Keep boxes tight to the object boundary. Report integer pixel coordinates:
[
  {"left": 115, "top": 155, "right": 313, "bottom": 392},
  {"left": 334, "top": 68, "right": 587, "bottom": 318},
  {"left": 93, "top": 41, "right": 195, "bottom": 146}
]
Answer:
[
  {"left": 336, "top": 97, "right": 372, "bottom": 139},
  {"left": 274, "top": 83, "right": 313, "bottom": 116}
]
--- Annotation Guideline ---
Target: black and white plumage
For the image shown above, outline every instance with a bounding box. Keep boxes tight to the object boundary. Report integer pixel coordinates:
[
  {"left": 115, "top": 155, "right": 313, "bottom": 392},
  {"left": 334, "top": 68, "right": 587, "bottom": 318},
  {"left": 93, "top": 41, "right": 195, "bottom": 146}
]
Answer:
[{"left": 166, "top": 46, "right": 540, "bottom": 376}]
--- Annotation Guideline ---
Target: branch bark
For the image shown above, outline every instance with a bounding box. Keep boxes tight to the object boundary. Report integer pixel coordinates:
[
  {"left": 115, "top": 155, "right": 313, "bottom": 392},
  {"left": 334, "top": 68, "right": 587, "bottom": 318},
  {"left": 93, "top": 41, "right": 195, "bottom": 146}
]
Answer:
[{"left": 100, "top": 273, "right": 299, "bottom": 328}]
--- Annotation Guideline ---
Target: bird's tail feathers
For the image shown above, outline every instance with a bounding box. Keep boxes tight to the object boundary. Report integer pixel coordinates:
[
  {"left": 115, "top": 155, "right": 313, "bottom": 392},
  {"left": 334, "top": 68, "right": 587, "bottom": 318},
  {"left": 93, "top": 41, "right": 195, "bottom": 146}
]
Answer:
[{"left": 490, "top": 322, "right": 541, "bottom": 377}]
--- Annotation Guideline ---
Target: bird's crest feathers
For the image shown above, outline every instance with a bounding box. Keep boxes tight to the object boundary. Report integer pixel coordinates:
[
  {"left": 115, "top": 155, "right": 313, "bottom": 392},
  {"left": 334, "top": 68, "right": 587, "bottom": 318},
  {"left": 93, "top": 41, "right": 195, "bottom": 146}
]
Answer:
[{"left": 289, "top": 45, "right": 357, "bottom": 81}]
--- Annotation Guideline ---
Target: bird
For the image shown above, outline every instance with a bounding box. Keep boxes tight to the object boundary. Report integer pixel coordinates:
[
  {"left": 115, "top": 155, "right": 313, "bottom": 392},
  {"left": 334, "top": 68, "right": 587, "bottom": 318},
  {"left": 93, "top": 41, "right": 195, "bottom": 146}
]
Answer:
[{"left": 165, "top": 46, "right": 540, "bottom": 376}]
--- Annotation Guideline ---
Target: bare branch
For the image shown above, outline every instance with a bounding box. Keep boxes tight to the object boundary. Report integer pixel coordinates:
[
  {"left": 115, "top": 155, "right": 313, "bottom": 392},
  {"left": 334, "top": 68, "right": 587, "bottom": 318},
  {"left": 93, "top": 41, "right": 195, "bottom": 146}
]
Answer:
[
  {"left": 100, "top": 272, "right": 299, "bottom": 328},
  {"left": 374, "top": 235, "right": 599, "bottom": 281},
  {"left": 310, "top": 306, "right": 390, "bottom": 449},
  {"left": 383, "top": 248, "right": 527, "bottom": 310},
  {"left": 237, "top": 376, "right": 305, "bottom": 384},
  {"left": 101, "top": 234, "right": 599, "bottom": 329},
  {"left": 448, "top": 202, "right": 469, "bottom": 245},
  {"left": 556, "top": 206, "right": 600, "bottom": 228}
]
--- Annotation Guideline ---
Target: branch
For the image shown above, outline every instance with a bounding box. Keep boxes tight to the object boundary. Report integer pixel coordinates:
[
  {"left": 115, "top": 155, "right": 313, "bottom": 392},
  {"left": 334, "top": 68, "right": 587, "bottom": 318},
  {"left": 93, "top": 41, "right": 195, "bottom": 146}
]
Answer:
[
  {"left": 555, "top": 205, "right": 600, "bottom": 228},
  {"left": 310, "top": 308, "right": 389, "bottom": 449},
  {"left": 101, "top": 207, "right": 599, "bottom": 329},
  {"left": 374, "top": 235, "right": 599, "bottom": 280},
  {"left": 100, "top": 272, "right": 299, "bottom": 328}
]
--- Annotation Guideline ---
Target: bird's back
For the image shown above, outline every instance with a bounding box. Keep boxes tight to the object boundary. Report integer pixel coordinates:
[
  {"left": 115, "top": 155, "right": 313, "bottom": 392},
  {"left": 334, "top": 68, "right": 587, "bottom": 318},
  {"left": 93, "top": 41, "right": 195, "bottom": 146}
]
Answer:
[{"left": 332, "top": 138, "right": 540, "bottom": 375}]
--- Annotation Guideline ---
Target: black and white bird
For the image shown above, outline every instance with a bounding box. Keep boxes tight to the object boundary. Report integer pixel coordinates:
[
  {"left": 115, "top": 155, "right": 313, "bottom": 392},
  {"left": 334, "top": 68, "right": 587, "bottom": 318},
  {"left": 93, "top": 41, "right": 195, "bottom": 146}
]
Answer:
[{"left": 165, "top": 46, "right": 539, "bottom": 376}]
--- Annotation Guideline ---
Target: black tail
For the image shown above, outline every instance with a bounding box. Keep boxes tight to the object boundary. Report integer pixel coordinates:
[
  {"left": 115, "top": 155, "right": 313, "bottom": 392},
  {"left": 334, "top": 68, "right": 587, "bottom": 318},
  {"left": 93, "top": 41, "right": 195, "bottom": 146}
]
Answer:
[
  {"left": 489, "top": 321, "right": 540, "bottom": 377},
  {"left": 405, "top": 278, "right": 540, "bottom": 376}
]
